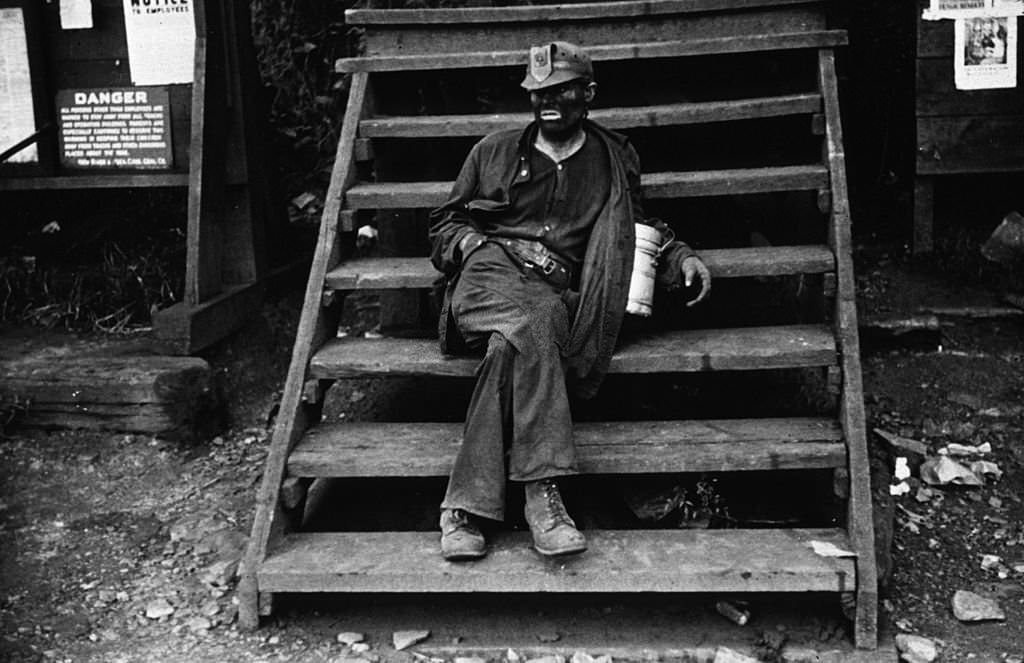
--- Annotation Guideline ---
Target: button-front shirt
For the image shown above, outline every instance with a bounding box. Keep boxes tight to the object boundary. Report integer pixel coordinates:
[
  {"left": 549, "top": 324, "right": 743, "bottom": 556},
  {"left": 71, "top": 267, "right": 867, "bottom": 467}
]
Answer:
[{"left": 476, "top": 129, "right": 611, "bottom": 266}]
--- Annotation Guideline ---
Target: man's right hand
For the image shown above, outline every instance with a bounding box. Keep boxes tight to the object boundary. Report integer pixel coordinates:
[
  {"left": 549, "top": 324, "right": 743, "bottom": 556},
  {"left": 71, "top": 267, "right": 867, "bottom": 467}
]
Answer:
[{"left": 458, "top": 232, "right": 486, "bottom": 261}]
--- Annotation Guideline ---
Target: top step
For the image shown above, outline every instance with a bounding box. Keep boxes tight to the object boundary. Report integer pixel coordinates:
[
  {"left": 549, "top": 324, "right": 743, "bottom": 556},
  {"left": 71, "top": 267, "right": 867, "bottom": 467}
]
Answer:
[
  {"left": 347, "top": 0, "right": 822, "bottom": 25},
  {"left": 337, "top": 31, "right": 847, "bottom": 73}
]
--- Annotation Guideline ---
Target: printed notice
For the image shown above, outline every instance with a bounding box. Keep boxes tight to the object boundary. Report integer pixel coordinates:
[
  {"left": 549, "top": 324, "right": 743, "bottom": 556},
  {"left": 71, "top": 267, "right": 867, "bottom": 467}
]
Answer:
[
  {"left": 924, "top": 0, "right": 1024, "bottom": 20},
  {"left": 955, "top": 15, "right": 1018, "bottom": 88},
  {"left": 0, "top": 8, "right": 39, "bottom": 164},
  {"left": 57, "top": 87, "right": 173, "bottom": 169},
  {"left": 60, "top": 0, "right": 94, "bottom": 29},
  {"left": 122, "top": 0, "right": 195, "bottom": 85}
]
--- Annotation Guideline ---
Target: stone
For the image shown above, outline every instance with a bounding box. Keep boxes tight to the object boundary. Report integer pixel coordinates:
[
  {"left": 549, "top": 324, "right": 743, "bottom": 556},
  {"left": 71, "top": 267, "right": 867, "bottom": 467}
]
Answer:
[
  {"left": 712, "top": 647, "right": 760, "bottom": 663},
  {"left": 920, "top": 456, "right": 982, "bottom": 486},
  {"left": 337, "top": 632, "right": 366, "bottom": 646},
  {"left": 525, "top": 656, "right": 565, "bottom": 663},
  {"left": 895, "top": 634, "right": 938, "bottom": 663},
  {"left": 186, "top": 616, "right": 213, "bottom": 632},
  {"left": 392, "top": 630, "right": 430, "bottom": 650},
  {"left": 951, "top": 590, "right": 1006, "bottom": 622},
  {"left": 352, "top": 643, "right": 371, "bottom": 653},
  {"left": 507, "top": 649, "right": 522, "bottom": 662},
  {"left": 980, "top": 554, "right": 1002, "bottom": 570},
  {"left": 144, "top": 598, "right": 175, "bottom": 620},
  {"left": 200, "top": 600, "right": 221, "bottom": 617},
  {"left": 455, "top": 658, "right": 487, "bottom": 663},
  {"left": 571, "top": 652, "right": 596, "bottom": 663},
  {"left": 200, "top": 559, "right": 239, "bottom": 587}
]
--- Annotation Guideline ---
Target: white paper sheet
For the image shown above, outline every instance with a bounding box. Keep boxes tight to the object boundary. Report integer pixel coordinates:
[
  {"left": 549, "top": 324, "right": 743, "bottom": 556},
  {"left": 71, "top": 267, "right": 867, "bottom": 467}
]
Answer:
[
  {"left": 955, "top": 15, "right": 1018, "bottom": 89},
  {"left": 0, "top": 8, "right": 38, "bottom": 163},
  {"left": 122, "top": 0, "right": 195, "bottom": 85},
  {"left": 924, "top": 0, "right": 1024, "bottom": 20},
  {"left": 60, "top": 0, "right": 94, "bottom": 30}
]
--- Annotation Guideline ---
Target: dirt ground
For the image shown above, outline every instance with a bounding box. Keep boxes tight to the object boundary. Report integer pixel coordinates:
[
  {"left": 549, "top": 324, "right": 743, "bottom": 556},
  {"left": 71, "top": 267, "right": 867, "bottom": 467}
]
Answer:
[{"left": 2, "top": 249, "right": 1024, "bottom": 663}]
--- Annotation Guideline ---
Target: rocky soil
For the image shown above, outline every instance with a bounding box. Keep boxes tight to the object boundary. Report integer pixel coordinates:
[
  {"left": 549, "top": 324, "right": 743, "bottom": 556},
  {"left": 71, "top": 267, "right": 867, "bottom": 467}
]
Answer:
[{"left": 2, "top": 252, "right": 1024, "bottom": 662}]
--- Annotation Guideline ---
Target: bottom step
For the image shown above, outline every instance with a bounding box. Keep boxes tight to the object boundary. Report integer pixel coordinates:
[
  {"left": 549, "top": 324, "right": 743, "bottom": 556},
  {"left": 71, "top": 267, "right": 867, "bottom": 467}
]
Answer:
[{"left": 259, "top": 529, "right": 855, "bottom": 594}]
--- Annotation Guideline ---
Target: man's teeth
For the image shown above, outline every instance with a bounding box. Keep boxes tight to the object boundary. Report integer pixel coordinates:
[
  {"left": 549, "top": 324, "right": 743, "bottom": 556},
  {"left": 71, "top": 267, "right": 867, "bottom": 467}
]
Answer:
[{"left": 540, "top": 110, "right": 562, "bottom": 120}]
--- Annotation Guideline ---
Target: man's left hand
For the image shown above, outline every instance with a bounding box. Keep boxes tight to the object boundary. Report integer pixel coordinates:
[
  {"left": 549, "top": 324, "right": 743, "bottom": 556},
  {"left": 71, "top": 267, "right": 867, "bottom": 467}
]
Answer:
[{"left": 681, "top": 256, "right": 711, "bottom": 307}]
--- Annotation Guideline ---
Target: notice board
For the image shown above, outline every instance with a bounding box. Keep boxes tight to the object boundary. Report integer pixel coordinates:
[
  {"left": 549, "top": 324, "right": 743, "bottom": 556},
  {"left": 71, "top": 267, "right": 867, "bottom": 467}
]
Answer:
[{"left": 56, "top": 86, "right": 173, "bottom": 169}]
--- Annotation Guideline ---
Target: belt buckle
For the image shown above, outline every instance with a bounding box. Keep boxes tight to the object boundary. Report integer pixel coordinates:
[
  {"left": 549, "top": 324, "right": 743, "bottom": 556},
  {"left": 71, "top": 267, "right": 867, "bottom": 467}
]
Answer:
[{"left": 540, "top": 258, "right": 557, "bottom": 275}]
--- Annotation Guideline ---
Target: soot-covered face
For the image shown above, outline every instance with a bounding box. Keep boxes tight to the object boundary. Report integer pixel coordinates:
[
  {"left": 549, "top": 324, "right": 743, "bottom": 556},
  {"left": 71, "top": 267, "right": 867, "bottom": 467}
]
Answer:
[{"left": 530, "top": 79, "right": 595, "bottom": 143}]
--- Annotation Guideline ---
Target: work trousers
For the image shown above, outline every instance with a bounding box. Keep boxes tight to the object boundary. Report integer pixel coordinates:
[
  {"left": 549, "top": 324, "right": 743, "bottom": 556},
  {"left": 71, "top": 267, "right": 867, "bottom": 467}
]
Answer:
[{"left": 440, "top": 243, "right": 578, "bottom": 521}]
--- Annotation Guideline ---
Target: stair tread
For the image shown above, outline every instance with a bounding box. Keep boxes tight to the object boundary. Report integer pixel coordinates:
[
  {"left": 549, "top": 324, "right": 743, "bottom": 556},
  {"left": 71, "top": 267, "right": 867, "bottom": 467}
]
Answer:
[
  {"left": 289, "top": 417, "right": 845, "bottom": 477},
  {"left": 336, "top": 31, "right": 848, "bottom": 73},
  {"left": 343, "top": 165, "right": 829, "bottom": 210},
  {"left": 310, "top": 325, "right": 836, "bottom": 378},
  {"left": 359, "top": 94, "right": 822, "bottom": 137},
  {"left": 258, "top": 528, "right": 856, "bottom": 593},
  {"left": 325, "top": 246, "right": 834, "bottom": 291}
]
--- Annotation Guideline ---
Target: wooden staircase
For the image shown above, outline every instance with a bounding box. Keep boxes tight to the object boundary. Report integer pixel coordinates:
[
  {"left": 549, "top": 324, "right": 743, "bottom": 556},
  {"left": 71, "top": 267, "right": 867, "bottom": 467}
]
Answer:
[{"left": 239, "top": 0, "right": 878, "bottom": 650}]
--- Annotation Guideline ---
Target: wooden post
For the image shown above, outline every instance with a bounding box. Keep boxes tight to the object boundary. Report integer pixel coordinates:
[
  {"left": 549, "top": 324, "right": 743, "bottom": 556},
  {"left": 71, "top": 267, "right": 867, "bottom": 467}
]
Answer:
[{"left": 913, "top": 176, "right": 934, "bottom": 254}]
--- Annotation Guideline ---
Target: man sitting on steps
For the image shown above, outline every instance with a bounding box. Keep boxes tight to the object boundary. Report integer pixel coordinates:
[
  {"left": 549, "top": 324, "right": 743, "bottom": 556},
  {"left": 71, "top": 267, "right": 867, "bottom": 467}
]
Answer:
[{"left": 429, "top": 41, "right": 712, "bottom": 561}]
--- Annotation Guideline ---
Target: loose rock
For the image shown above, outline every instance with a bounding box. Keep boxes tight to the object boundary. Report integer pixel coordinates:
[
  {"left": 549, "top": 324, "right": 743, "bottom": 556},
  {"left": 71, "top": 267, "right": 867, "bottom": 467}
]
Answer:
[
  {"left": 570, "top": 652, "right": 596, "bottom": 663},
  {"left": 337, "top": 632, "right": 366, "bottom": 646},
  {"left": 712, "top": 647, "right": 760, "bottom": 663},
  {"left": 455, "top": 657, "right": 487, "bottom": 663},
  {"left": 392, "top": 629, "right": 430, "bottom": 650},
  {"left": 186, "top": 616, "right": 213, "bottom": 632},
  {"left": 144, "top": 598, "right": 174, "bottom": 620},
  {"left": 525, "top": 656, "right": 565, "bottom": 663},
  {"left": 951, "top": 590, "right": 1006, "bottom": 622},
  {"left": 895, "top": 634, "right": 938, "bottom": 663},
  {"left": 352, "top": 643, "right": 371, "bottom": 653}
]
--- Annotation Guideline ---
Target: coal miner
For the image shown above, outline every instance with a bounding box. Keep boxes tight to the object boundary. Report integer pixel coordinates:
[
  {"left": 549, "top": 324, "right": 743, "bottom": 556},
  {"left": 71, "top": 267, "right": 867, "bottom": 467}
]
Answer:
[{"left": 429, "top": 41, "right": 711, "bottom": 560}]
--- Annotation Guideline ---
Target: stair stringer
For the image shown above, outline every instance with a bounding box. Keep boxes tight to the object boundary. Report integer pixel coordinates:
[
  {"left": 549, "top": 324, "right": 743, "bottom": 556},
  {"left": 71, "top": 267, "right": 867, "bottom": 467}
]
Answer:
[
  {"left": 819, "top": 48, "right": 878, "bottom": 648},
  {"left": 238, "top": 72, "right": 370, "bottom": 630}
]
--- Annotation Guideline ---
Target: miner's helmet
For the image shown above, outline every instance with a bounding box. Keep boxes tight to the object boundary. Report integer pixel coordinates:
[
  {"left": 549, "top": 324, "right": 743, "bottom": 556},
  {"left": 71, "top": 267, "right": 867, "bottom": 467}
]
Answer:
[{"left": 520, "top": 41, "right": 594, "bottom": 91}]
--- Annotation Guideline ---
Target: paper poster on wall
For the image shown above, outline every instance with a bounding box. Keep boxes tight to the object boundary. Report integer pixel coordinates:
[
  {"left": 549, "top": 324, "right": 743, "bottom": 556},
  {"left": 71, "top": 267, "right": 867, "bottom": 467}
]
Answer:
[
  {"left": 955, "top": 15, "right": 1018, "bottom": 88},
  {"left": 924, "top": 0, "right": 1024, "bottom": 20},
  {"left": 0, "top": 7, "right": 38, "bottom": 163},
  {"left": 60, "top": 0, "right": 94, "bottom": 29},
  {"left": 122, "top": 0, "right": 195, "bottom": 85}
]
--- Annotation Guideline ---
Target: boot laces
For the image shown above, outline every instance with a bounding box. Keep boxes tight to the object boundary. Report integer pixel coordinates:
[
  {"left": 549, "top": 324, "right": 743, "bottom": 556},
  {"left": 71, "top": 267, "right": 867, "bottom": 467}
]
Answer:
[{"left": 541, "top": 481, "right": 572, "bottom": 525}]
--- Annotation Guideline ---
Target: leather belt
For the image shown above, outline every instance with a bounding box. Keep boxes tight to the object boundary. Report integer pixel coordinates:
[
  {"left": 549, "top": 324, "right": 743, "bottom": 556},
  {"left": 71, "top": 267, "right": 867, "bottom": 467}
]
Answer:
[{"left": 496, "top": 237, "right": 574, "bottom": 290}]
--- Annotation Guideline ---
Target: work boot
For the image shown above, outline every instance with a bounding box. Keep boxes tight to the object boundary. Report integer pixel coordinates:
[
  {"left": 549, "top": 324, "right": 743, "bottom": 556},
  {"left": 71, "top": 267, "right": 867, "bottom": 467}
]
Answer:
[
  {"left": 524, "top": 479, "right": 587, "bottom": 556},
  {"left": 439, "top": 508, "right": 487, "bottom": 561}
]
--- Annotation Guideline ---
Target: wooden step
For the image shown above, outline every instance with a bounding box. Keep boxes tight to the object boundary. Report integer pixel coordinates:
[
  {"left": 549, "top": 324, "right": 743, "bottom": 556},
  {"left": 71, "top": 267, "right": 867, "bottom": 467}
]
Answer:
[
  {"left": 325, "top": 246, "right": 834, "bottom": 291},
  {"left": 359, "top": 94, "right": 823, "bottom": 138},
  {"left": 343, "top": 165, "right": 829, "bottom": 210},
  {"left": 288, "top": 417, "right": 844, "bottom": 477},
  {"left": 309, "top": 325, "right": 836, "bottom": 378},
  {"left": 258, "top": 528, "right": 856, "bottom": 593},
  {"left": 336, "top": 31, "right": 848, "bottom": 73},
  {"left": 347, "top": 0, "right": 819, "bottom": 25}
]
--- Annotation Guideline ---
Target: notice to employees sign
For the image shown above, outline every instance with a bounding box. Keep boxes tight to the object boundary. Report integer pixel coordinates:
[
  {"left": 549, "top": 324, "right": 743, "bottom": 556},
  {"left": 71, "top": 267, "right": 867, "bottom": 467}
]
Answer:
[{"left": 56, "top": 87, "right": 173, "bottom": 169}]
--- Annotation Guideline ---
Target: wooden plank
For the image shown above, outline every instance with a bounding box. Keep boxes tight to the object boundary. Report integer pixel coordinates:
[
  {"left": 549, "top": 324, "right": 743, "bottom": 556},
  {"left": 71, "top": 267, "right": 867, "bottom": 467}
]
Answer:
[
  {"left": 347, "top": 0, "right": 820, "bottom": 24},
  {"left": 343, "top": 165, "right": 829, "bottom": 210},
  {"left": 258, "top": 529, "right": 857, "bottom": 594},
  {"left": 151, "top": 281, "right": 265, "bottom": 356},
  {"left": 837, "top": 299, "right": 879, "bottom": 650},
  {"left": 324, "top": 246, "right": 834, "bottom": 291},
  {"left": 0, "top": 356, "right": 211, "bottom": 405},
  {"left": 359, "top": 94, "right": 823, "bottom": 138},
  {"left": 289, "top": 417, "right": 845, "bottom": 477},
  {"left": 309, "top": 325, "right": 836, "bottom": 378},
  {"left": 356, "top": 9, "right": 826, "bottom": 58},
  {"left": 916, "top": 116, "right": 1024, "bottom": 175},
  {"left": 336, "top": 31, "right": 848, "bottom": 73},
  {"left": 0, "top": 174, "right": 190, "bottom": 191},
  {"left": 238, "top": 71, "right": 370, "bottom": 631},
  {"left": 819, "top": 49, "right": 877, "bottom": 649},
  {"left": 185, "top": 0, "right": 225, "bottom": 306}
]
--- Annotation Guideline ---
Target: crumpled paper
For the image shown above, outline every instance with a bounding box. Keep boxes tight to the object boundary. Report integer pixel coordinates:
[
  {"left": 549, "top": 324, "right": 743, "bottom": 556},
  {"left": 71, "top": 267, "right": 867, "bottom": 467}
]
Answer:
[{"left": 919, "top": 456, "right": 983, "bottom": 486}]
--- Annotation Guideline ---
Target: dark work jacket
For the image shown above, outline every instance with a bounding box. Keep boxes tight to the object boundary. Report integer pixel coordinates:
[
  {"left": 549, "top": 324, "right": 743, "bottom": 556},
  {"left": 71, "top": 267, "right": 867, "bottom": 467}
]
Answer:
[{"left": 429, "top": 119, "right": 695, "bottom": 400}]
